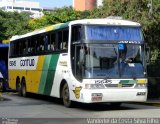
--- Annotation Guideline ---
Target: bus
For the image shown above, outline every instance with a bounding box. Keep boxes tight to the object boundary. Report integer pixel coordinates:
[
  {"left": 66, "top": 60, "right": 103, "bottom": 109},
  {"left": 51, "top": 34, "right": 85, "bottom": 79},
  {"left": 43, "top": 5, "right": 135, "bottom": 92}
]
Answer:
[{"left": 8, "top": 18, "right": 149, "bottom": 107}]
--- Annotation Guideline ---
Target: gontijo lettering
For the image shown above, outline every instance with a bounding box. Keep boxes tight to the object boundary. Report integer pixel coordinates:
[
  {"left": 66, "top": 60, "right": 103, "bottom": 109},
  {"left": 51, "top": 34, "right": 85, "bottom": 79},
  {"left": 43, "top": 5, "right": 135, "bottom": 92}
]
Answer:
[{"left": 20, "top": 59, "right": 35, "bottom": 66}]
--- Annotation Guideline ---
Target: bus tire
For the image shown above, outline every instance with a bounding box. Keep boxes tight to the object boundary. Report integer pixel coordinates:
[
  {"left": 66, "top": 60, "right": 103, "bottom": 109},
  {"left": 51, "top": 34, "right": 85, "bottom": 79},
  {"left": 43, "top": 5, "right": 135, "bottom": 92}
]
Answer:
[
  {"left": 62, "top": 83, "right": 72, "bottom": 107},
  {"left": 21, "top": 78, "right": 27, "bottom": 97},
  {"left": 16, "top": 78, "right": 21, "bottom": 96}
]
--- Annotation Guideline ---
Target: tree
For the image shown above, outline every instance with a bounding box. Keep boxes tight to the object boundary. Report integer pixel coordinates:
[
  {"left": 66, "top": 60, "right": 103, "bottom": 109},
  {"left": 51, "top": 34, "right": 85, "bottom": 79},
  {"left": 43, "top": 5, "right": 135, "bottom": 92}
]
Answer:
[
  {"left": 28, "top": 7, "right": 83, "bottom": 30},
  {"left": 0, "top": 10, "right": 31, "bottom": 41},
  {"left": 0, "top": 10, "right": 6, "bottom": 41}
]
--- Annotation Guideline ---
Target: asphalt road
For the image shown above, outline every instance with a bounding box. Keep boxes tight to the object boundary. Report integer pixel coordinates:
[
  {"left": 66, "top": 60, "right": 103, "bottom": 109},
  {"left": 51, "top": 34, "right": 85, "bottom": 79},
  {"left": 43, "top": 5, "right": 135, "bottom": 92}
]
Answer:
[{"left": 0, "top": 92, "right": 160, "bottom": 124}]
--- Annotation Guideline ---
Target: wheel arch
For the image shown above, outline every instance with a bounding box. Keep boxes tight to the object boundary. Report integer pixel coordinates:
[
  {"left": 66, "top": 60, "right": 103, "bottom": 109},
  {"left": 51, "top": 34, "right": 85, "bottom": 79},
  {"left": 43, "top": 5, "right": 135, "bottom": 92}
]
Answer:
[
  {"left": 21, "top": 76, "right": 26, "bottom": 84},
  {"left": 21, "top": 76, "right": 27, "bottom": 97},
  {"left": 60, "top": 79, "right": 68, "bottom": 98},
  {"left": 16, "top": 76, "right": 20, "bottom": 83},
  {"left": 21, "top": 76, "right": 27, "bottom": 90},
  {"left": 16, "top": 76, "right": 20, "bottom": 90}
]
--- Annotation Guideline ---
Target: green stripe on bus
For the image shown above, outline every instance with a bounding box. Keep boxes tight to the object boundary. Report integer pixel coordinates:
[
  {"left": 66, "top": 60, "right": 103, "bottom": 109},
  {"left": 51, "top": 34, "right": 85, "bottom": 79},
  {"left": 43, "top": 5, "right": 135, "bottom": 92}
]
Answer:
[
  {"left": 43, "top": 54, "right": 60, "bottom": 95},
  {"left": 119, "top": 80, "right": 136, "bottom": 84},
  {"left": 119, "top": 80, "right": 130, "bottom": 84},
  {"left": 38, "top": 55, "right": 52, "bottom": 94},
  {"left": 54, "top": 22, "right": 69, "bottom": 30}
]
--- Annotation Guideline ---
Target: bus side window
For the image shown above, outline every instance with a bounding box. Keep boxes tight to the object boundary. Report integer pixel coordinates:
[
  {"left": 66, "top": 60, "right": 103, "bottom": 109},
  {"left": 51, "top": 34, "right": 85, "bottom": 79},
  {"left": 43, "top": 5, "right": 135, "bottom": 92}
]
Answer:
[
  {"left": 10, "top": 42, "right": 14, "bottom": 57},
  {"left": 16, "top": 41, "right": 20, "bottom": 56},
  {"left": 27, "top": 40, "right": 30, "bottom": 53},
  {"left": 62, "top": 30, "right": 69, "bottom": 50},
  {"left": 50, "top": 33, "right": 56, "bottom": 51},
  {"left": 28, "top": 40, "right": 31, "bottom": 53},
  {"left": 14, "top": 41, "right": 17, "bottom": 56},
  {"left": 12, "top": 42, "right": 16, "bottom": 57},
  {"left": 22, "top": 40, "right": 25, "bottom": 55},
  {"left": 30, "top": 37, "right": 36, "bottom": 54},
  {"left": 39, "top": 36, "right": 44, "bottom": 52},
  {"left": 71, "top": 25, "right": 81, "bottom": 42},
  {"left": 44, "top": 35, "right": 48, "bottom": 51},
  {"left": 47, "top": 34, "right": 51, "bottom": 51},
  {"left": 35, "top": 37, "right": 40, "bottom": 53},
  {"left": 58, "top": 31, "right": 62, "bottom": 50},
  {"left": 19, "top": 41, "right": 23, "bottom": 56},
  {"left": 28, "top": 39, "right": 34, "bottom": 54},
  {"left": 23, "top": 40, "right": 28, "bottom": 55}
]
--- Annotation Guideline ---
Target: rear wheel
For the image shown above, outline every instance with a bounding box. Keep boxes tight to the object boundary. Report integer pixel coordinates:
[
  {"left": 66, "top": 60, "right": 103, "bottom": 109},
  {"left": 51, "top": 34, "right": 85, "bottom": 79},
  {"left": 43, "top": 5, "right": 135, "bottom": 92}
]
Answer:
[
  {"left": 62, "top": 83, "right": 72, "bottom": 107},
  {"left": 16, "top": 78, "right": 21, "bottom": 96}
]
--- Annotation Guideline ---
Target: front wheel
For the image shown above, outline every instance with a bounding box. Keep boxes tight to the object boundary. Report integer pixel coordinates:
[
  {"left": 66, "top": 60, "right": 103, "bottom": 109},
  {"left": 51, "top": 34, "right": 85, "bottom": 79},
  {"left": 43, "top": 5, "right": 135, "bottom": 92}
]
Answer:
[{"left": 62, "top": 83, "right": 72, "bottom": 107}]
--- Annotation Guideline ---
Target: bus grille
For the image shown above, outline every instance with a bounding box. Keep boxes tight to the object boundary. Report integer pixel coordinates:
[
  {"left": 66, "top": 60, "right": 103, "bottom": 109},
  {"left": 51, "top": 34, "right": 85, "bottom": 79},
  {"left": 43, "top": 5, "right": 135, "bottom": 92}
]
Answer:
[{"left": 104, "top": 84, "right": 134, "bottom": 88}]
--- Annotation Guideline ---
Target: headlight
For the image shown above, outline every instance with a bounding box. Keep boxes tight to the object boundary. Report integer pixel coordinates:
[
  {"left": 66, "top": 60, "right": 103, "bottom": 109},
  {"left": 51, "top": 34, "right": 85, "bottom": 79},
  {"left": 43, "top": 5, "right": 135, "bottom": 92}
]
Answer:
[
  {"left": 135, "top": 84, "right": 147, "bottom": 88},
  {"left": 135, "top": 79, "right": 147, "bottom": 88},
  {"left": 85, "top": 84, "right": 105, "bottom": 89}
]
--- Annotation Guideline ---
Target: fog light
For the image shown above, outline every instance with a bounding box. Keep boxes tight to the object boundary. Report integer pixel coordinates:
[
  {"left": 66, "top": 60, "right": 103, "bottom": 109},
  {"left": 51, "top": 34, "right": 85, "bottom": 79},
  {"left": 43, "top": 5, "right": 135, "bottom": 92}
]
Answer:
[{"left": 137, "top": 92, "right": 146, "bottom": 96}]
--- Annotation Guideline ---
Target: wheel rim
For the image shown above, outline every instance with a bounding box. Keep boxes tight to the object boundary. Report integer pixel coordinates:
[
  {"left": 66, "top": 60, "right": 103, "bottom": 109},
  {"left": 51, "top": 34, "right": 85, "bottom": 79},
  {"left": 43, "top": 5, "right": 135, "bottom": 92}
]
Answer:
[{"left": 16, "top": 80, "right": 21, "bottom": 95}]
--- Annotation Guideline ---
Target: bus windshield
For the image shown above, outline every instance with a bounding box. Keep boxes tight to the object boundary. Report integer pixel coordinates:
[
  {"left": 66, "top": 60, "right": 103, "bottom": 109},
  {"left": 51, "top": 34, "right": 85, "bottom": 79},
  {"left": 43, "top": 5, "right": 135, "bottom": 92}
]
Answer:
[{"left": 82, "top": 44, "right": 144, "bottom": 79}]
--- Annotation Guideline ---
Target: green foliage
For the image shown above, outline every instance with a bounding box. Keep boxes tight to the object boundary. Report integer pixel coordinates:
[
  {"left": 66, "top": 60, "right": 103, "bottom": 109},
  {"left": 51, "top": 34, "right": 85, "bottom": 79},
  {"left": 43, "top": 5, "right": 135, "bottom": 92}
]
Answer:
[
  {"left": 28, "top": 7, "right": 93, "bottom": 30},
  {"left": 0, "top": 10, "right": 30, "bottom": 41},
  {"left": 28, "top": 7, "right": 83, "bottom": 30}
]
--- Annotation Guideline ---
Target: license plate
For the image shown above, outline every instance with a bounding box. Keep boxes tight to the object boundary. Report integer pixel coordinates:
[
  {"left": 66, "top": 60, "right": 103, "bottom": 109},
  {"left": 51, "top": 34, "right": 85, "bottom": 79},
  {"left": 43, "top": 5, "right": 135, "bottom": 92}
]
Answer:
[{"left": 91, "top": 97, "right": 102, "bottom": 101}]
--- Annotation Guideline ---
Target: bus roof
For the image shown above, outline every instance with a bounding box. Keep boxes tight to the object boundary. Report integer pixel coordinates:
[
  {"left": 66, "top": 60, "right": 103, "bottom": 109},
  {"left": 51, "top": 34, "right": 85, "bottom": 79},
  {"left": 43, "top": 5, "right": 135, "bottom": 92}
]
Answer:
[
  {"left": 10, "top": 18, "right": 141, "bottom": 41},
  {"left": 69, "top": 18, "right": 141, "bottom": 26},
  {"left": 10, "top": 22, "right": 69, "bottom": 41}
]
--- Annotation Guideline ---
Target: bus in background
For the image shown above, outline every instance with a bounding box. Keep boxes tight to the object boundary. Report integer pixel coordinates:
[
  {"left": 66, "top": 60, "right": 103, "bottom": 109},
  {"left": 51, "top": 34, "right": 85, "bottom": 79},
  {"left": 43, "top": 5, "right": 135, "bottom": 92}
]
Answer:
[
  {"left": 8, "top": 18, "right": 149, "bottom": 107},
  {"left": 0, "top": 43, "right": 9, "bottom": 91}
]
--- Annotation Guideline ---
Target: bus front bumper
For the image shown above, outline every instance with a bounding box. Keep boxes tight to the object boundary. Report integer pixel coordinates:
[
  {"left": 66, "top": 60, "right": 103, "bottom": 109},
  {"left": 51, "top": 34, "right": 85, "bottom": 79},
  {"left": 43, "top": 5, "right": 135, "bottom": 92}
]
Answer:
[{"left": 78, "top": 88, "right": 147, "bottom": 103}]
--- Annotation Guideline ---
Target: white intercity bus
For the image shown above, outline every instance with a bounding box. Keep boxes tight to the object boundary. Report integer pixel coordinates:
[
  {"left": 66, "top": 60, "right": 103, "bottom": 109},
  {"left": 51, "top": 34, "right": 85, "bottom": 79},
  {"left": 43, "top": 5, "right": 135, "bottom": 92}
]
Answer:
[{"left": 8, "top": 18, "right": 149, "bottom": 107}]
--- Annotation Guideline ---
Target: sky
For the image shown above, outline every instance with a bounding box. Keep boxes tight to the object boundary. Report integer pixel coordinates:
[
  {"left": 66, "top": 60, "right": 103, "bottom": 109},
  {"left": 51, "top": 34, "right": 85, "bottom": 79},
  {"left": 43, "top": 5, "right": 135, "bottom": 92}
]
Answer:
[{"left": 22, "top": 0, "right": 73, "bottom": 8}]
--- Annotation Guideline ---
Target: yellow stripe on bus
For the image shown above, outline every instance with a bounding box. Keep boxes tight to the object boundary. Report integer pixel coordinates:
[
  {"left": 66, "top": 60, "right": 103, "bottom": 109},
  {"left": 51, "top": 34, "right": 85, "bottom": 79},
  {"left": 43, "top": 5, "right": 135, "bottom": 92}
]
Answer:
[
  {"left": 137, "top": 79, "right": 146, "bottom": 84},
  {"left": 8, "top": 56, "right": 45, "bottom": 93},
  {"left": 28, "top": 56, "right": 45, "bottom": 93}
]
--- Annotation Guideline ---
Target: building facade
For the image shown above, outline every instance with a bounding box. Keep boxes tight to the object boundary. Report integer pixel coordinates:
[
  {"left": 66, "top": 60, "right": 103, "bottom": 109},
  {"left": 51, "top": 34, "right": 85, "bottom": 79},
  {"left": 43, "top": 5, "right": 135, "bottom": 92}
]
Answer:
[
  {"left": 0, "top": 0, "right": 43, "bottom": 18},
  {"left": 73, "top": 0, "right": 96, "bottom": 11},
  {"left": 73, "top": 0, "right": 104, "bottom": 11}
]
